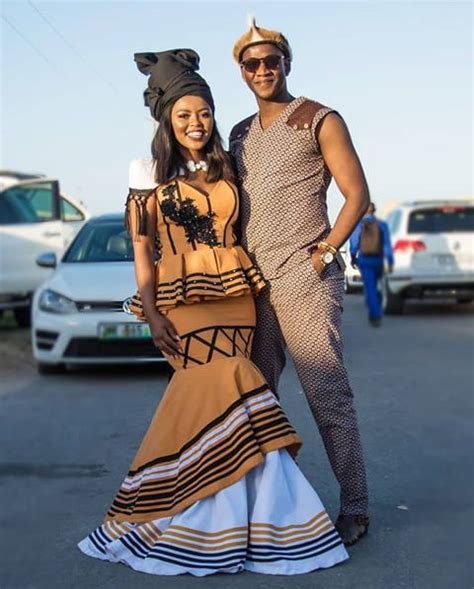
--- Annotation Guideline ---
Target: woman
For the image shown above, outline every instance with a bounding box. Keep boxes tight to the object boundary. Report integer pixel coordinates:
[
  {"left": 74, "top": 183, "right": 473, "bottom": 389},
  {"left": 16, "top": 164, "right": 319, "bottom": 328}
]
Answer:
[{"left": 78, "top": 49, "right": 348, "bottom": 576}]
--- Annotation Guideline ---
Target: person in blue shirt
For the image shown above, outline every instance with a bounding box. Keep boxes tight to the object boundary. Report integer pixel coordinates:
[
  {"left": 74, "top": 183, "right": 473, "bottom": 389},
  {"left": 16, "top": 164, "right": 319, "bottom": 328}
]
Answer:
[{"left": 350, "top": 202, "right": 394, "bottom": 326}]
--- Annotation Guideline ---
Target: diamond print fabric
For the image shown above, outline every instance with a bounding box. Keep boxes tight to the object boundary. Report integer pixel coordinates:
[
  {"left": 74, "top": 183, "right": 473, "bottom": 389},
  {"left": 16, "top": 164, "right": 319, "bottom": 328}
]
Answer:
[{"left": 230, "top": 97, "right": 369, "bottom": 515}]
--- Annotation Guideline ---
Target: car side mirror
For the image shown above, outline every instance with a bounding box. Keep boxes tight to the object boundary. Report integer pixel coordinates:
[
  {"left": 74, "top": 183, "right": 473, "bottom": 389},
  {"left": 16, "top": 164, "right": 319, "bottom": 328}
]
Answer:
[{"left": 36, "top": 252, "right": 57, "bottom": 268}]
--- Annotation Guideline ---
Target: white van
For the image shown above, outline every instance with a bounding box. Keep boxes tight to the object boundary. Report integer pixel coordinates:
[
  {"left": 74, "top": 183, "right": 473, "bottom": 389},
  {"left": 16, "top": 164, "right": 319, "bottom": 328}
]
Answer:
[{"left": 0, "top": 171, "right": 89, "bottom": 326}]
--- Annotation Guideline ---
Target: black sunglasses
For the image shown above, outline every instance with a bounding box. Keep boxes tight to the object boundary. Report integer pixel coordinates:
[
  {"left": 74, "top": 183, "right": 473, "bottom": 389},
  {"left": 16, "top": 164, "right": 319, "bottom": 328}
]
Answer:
[{"left": 240, "top": 55, "right": 285, "bottom": 73}]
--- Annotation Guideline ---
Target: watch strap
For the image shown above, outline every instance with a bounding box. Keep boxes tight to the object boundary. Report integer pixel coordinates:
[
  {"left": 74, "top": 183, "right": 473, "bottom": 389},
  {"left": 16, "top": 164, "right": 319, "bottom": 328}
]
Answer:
[{"left": 318, "top": 241, "right": 338, "bottom": 255}]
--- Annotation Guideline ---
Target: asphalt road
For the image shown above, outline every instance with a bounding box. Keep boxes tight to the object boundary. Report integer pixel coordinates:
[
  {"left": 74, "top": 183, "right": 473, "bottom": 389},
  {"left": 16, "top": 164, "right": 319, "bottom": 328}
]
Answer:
[{"left": 0, "top": 295, "right": 473, "bottom": 589}]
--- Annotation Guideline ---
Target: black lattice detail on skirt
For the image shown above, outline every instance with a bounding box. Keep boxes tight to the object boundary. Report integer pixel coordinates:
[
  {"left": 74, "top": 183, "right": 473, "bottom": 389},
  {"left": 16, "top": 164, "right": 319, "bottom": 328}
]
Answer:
[{"left": 178, "top": 325, "right": 255, "bottom": 368}]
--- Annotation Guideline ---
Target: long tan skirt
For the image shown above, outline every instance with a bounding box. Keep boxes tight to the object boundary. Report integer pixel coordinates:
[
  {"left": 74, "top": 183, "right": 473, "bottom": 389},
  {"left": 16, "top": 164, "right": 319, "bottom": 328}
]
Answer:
[
  {"left": 104, "top": 294, "right": 302, "bottom": 523},
  {"left": 79, "top": 294, "right": 349, "bottom": 575}
]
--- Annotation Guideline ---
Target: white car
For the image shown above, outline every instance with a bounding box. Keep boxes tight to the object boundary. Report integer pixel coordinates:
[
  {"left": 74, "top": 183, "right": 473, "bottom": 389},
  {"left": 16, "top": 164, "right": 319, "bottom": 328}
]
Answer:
[
  {"left": 32, "top": 213, "right": 164, "bottom": 374},
  {"left": 383, "top": 199, "right": 474, "bottom": 314},
  {"left": 340, "top": 244, "right": 363, "bottom": 294},
  {"left": 0, "top": 171, "right": 89, "bottom": 326}
]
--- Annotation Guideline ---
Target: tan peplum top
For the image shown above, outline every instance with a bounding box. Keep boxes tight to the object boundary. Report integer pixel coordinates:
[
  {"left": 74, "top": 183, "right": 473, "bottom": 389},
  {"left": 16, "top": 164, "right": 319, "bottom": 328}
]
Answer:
[{"left": 125, "top": 159, "right": 267, "bottom": 318}]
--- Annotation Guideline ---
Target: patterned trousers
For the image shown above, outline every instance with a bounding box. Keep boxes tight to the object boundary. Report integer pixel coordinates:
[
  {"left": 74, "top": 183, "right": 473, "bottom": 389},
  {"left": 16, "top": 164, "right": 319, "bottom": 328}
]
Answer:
[{"left": 251, "top": 258, "right": 369, "bottom": 516}]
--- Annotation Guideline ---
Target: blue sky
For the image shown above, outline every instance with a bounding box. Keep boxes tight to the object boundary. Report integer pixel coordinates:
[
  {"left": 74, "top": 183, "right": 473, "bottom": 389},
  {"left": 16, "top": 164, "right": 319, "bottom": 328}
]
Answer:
[{"left": 1, "top": 1, "right": 472, "bottom": 220}]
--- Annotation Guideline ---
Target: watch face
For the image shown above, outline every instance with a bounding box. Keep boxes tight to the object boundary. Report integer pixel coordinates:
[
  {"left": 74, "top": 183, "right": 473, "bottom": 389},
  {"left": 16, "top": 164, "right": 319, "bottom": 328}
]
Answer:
[{"left": 322, "top": 251, "right": 334, "bottom": 264}]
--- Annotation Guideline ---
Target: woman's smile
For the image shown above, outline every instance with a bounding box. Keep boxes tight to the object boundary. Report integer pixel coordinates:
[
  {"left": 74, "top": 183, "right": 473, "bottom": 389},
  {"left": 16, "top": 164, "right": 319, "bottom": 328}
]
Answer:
[{"left": 186, "top": 129, "right": 206, "bottom": 140}]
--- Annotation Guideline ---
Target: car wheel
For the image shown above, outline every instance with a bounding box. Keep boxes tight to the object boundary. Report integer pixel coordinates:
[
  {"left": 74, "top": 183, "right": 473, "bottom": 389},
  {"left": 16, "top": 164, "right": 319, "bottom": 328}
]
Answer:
[
  {"left": 456, "top": 297, "right": 473, "bottom": 304},
  {"left": 37, "top": 362, "right": 65, "bottom": 375},
  {"left": 383, "top": 279, "right": 404, "bottom": 315},
  {"left": 344, "top": 277, "right": 357, "bottom": 295},
  {"left": 14, "top": 306, "right": 31, "bottom": 327}
]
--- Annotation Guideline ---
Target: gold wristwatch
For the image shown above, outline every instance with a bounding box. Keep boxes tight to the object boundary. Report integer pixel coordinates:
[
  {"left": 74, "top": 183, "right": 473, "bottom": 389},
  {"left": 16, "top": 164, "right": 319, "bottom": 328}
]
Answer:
[{"left": 316, "top": 241, "right": 338, "bottom": 266}]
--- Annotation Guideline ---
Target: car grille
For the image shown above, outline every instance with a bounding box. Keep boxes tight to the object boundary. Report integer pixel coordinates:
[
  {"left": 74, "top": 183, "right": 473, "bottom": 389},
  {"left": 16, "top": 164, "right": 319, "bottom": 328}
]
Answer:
[
  {"left": 35, "top": 329, "right": 59, "bottom": 351},
  {"left": 76, "top": 301, "right": 126, "bottom": 312},
  {"left": 63, "top": 337, "right": 162, "bottom": 359}
]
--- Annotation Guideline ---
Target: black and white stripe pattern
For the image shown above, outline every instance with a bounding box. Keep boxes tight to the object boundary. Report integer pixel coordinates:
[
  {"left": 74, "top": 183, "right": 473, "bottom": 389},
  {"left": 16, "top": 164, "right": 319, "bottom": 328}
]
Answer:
[{"left": 78, "top": 450, "right": 348, "bottom": 576}]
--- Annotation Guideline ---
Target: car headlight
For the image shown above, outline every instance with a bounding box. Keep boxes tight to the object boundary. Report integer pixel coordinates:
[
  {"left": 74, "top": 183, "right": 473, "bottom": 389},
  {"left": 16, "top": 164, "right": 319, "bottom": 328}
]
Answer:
[{"left": 39, "top": 289, "right": 78, "bottom": 314}]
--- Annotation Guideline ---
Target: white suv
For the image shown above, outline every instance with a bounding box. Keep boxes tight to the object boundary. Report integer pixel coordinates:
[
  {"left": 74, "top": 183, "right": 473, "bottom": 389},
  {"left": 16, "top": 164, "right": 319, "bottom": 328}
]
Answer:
[
  {"left": 383, "top": 199, "right": 474, "bottom": 314},
  {"left": 0, "top": 172, "right": 89, "bottom": 326}
]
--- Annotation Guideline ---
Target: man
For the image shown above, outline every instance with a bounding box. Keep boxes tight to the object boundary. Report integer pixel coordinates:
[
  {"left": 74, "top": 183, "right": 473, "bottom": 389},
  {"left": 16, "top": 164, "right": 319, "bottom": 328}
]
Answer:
[
  {"left": 350, "top": 202, "right": 394, "bottom": 326},
  {"left": 229, "top": 18, "right": 370, "bottom": 545}
]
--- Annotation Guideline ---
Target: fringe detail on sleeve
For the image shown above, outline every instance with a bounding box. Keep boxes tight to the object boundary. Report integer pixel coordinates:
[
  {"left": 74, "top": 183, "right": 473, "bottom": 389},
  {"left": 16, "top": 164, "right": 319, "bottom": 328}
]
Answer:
[{"left": 125, "top": 188, "right": 155, "bottom": 240}]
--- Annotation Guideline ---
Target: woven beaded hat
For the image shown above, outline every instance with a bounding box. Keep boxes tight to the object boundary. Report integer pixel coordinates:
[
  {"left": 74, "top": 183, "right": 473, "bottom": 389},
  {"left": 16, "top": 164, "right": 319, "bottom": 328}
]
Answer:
[{"left": 232, "top": 16, "right": 292, "bottom": 63}]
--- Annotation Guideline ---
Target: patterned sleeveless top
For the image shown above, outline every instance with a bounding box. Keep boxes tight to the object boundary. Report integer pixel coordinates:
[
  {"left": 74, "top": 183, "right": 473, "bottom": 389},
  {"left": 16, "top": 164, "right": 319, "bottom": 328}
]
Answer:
[
  {"left": 124, "top": 159, "right": 266, "bottom": 317},
  {"left": 229, "top": 96, "right": 339, "bottom": 279}
]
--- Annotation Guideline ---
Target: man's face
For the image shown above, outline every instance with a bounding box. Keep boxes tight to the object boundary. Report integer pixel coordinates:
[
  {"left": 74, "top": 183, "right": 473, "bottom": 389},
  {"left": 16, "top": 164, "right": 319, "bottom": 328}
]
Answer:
[{"left": 240, "top": 43, "right": 290, "bottom": 101}]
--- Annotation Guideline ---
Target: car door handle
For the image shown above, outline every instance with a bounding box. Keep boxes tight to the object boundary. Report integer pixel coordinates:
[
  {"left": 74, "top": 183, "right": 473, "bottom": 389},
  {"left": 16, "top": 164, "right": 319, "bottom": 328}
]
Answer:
[{"left": 43, "top": 231, "right": 61, "bottom": 237}]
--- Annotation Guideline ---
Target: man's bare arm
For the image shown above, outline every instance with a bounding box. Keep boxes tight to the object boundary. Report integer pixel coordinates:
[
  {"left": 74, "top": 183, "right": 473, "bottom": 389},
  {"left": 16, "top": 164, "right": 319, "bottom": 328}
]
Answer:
[{"left": 318, "top": 113, "right": 370, "bottom": 249}]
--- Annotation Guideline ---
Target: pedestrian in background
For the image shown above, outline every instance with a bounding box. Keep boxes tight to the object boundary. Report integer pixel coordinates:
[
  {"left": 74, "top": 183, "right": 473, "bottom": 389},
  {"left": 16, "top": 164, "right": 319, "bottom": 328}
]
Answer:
[{"left": 350, "top": 202, "right": 394, "bottom": 326}]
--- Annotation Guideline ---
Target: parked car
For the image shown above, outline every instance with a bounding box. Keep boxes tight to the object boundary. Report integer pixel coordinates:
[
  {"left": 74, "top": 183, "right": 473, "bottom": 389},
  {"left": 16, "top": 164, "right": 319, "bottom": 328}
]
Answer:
[
  {"left": 340, "top": 244, "right": 363, "bottom": 294},
  {"left": 32, "top": 213, "right": 164, "bottom": 374},
  {"left": 383, "top": 199, "right": 474, "bottom": 314},
  {"left": 0, "top": 171, "right": 89, "bottom": 326}
]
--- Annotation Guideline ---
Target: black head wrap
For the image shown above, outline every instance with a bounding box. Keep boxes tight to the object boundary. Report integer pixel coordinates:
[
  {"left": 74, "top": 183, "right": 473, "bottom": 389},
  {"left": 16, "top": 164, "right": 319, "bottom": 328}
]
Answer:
[{"left": 134, "top": 49, "right": 215, "bottom": 122}]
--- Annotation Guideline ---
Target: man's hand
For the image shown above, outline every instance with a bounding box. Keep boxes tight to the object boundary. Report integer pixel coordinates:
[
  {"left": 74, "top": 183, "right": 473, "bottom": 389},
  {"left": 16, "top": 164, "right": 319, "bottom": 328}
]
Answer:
[
  {"left": 386, "top": 264, "right": 394, "bottom": 274},
  {"left": 148, "top": 312, "right": 182, "bottom": 358},
  {"left": 311, "top": 250, "right": 326, "bottom": 276}
]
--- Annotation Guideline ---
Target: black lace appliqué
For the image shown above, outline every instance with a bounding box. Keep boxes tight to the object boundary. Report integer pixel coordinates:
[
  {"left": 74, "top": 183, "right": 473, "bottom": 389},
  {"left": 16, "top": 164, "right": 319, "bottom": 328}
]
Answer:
[{"left": 160, "top": 183, "right": 219, "bottom": 247}]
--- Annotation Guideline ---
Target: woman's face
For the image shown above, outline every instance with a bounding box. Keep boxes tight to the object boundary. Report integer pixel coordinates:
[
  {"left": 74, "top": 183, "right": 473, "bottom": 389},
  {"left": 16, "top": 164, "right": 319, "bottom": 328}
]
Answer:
[{"left": 171, "top": 95, "right": 214, "bottom": 159}]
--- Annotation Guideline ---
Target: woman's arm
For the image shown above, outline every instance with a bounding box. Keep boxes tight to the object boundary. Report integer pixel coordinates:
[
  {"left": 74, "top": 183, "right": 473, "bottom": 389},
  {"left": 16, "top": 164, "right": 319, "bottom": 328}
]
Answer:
[
  {"left": 127, "top": 192, "right": 181, "bottom": 357},
  {"left": 127, "top": 192, "right": 158, "bottom": 319}
]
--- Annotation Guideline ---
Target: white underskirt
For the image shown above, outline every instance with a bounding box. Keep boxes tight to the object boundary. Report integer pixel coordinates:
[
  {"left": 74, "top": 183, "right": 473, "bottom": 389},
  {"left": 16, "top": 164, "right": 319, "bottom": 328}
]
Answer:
[{"left": 78, "top": 449, "right": 348, "bottom": 576}]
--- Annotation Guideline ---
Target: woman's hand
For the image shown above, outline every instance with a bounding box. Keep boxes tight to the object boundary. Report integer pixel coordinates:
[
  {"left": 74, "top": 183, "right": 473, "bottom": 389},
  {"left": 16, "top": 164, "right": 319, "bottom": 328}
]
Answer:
[
  {"left": 310, "top": 250, "right": 326, "bottom": 277},
  {"left": 148, "top": 312, "right": 182, "bottom": 358}
]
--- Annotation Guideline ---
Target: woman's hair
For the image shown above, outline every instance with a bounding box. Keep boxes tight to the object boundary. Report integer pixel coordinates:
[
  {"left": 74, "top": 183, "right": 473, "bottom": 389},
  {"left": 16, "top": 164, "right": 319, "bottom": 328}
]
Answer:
[{"left": 151, "top": 99, "right": 235, "bottom": 185}]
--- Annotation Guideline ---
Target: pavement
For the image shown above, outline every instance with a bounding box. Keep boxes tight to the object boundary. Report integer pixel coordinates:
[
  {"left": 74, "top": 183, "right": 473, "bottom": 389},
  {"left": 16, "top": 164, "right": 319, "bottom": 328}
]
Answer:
[{"left": 0, "top": 295, "right": 473, "bottom": 589}]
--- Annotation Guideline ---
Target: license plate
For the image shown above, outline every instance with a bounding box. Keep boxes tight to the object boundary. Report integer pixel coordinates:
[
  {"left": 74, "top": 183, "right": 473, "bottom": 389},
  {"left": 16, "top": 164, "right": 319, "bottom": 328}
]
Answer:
[
  {"left": 98, "top": 323, "right": 151, "bottom": 339},
  {"left": 436, "top": 254, "right": 456, "bottom": 266}
]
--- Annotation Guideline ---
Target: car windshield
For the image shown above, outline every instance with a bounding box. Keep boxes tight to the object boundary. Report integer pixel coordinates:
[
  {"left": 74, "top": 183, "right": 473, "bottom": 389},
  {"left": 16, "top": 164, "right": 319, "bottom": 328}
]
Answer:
[
  {"left": 63, "top": 220, "right": 134, "bottom": 262},
  {"left": 408, "top": 206, "right": 474, "bottom": 233}
]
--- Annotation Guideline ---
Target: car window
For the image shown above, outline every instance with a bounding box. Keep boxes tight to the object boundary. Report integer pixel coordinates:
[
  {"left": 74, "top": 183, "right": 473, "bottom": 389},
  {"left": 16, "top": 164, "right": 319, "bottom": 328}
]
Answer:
[
  {"left": 408, "top": 206, "right": 474, "bottom": 233},
  {"left": 61, "top": 197, "right": 85, "bottom": 222},
  {"left": 64, "top": 221, "right": 133, "bottom": 262},
  {"left": 0, "top": 182, "right": 59, "bottom": 225}
]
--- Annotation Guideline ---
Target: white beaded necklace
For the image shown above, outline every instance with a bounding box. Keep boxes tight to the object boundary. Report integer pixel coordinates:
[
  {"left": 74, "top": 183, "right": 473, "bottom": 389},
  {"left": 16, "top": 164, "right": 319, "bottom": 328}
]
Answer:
[{"left": 186, "top": 160, "right": 208, "bottom": 173}]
